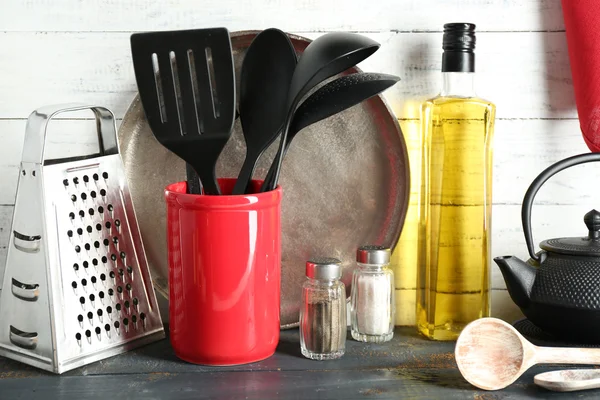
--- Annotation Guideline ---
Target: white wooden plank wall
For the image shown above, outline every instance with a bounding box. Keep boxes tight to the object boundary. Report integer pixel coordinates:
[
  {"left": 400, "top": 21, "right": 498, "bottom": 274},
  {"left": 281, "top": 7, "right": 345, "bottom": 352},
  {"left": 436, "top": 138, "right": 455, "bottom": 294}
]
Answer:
[{"left": 1, "top": 0, "right": 598, "bottom": 325}]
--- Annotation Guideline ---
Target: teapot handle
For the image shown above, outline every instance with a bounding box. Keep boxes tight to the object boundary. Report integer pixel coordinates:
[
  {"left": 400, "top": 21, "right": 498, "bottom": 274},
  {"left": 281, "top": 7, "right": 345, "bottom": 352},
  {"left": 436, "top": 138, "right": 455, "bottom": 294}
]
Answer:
[{"left": 523, "top": 152, "right": 600, "bottom": 261}]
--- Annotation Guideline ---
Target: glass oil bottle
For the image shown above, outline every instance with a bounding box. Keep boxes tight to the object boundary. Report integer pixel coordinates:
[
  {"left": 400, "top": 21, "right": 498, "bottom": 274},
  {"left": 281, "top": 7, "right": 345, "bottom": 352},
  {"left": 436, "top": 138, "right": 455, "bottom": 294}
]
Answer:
[{"left": 417, "top": 23, "right": 496, "bottom": 341}]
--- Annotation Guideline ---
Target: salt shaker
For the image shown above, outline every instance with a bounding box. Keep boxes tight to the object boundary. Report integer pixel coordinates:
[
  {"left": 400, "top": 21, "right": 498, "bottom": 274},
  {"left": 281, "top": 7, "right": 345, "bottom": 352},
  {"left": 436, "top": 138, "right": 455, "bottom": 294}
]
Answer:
[
  {"left": 300, "top": 258, "right": 347, "bottom": 360},
  {"left": 351, "top": 245, "right": 395, "bottom": 343}
]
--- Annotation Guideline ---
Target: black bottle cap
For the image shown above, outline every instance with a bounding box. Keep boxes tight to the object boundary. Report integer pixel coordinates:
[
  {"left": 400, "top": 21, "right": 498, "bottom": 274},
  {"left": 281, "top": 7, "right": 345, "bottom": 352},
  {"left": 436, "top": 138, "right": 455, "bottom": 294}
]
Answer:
[{"left": 442, "top": 23, "right": 476, "bottom": 73}]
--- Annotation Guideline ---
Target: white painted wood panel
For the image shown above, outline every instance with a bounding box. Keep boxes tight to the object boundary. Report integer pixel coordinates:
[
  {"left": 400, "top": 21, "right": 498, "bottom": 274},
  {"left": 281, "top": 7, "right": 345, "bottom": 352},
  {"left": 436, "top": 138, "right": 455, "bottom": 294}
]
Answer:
[
  {"left": 0, "top": 31, "right": 574, "bottom": 119},
  {"left": 0, "top": 0, "right": 596, "bottom": 326},
  {"left": 0, "top": 0, "right": 565, "bottom": 33},
  {"left": 2, "top": 119, "right": 593, "bottom": 206}
]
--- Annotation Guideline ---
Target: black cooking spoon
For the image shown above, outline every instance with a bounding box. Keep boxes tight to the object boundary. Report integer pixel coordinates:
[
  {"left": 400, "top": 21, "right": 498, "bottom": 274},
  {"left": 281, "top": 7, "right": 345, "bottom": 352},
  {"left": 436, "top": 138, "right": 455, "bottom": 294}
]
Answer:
[
  {"left": 262, "top": 72, "right": 400, "bottom": 189},
  {"left": 231, "top": 28, "right": 297, "bottom": 195},
  {"left": 261, "top": 32, "right": 380, "bottom": 192}
]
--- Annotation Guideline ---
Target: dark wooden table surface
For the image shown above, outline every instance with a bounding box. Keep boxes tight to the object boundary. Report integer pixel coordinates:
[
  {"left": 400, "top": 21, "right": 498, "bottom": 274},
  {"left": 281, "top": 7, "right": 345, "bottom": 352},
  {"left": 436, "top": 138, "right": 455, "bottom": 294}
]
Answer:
[{"left": 0, "top": 326, "right": 596, "bottom": 399}]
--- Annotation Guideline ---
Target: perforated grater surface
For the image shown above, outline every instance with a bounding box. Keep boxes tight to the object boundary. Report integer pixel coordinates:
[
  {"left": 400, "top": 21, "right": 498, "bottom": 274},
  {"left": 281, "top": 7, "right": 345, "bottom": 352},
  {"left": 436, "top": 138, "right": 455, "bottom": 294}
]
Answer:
[{"left": 0, "top": 104, "right": 164, "bottom": 374}]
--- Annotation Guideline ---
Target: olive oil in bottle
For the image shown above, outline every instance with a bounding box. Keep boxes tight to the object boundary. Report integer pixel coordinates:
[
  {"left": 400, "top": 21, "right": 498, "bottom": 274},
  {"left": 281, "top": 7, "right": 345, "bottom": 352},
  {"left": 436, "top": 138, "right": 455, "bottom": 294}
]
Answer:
[{"left": 417, "top": 23, "right": 496, "bottom": 341}]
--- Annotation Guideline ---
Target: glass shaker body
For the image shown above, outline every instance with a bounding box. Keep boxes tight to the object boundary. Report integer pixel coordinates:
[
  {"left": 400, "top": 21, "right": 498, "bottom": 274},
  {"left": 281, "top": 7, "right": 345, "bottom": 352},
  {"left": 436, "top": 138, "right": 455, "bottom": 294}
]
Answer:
[
  {"left": 300, "top": 273, "right": 347, "bottom": 360},
  {"left": 351, "top": 263, "right": 395, "bottom": 342}
]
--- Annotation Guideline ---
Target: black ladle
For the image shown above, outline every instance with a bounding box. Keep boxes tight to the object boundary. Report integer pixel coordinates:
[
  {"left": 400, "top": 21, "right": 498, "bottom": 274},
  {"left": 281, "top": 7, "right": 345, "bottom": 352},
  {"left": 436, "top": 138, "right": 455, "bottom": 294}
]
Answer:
[
  {"left": 261, "top": 32, "right": 380, "bottom": 192},
  {"left": 262, "top": 72, "right": 400, "bottom": 189},
  {"left": 231, "top": 28, "right": 297, "bottom": 195}
]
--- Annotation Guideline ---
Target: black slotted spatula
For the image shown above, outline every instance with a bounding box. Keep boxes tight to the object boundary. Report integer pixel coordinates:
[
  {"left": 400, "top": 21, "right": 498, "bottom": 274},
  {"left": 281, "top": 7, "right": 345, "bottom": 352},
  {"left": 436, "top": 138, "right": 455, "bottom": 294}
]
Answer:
[{"left": 131, "top": 28, "right": 236, "bottom": 195}]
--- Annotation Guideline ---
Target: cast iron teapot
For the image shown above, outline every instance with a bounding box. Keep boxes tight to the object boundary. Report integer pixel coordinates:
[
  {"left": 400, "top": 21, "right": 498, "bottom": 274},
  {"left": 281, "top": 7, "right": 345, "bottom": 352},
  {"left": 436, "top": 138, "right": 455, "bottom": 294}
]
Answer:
[{"left": 495, "top": 152, "right": 600, "bottom": 343}]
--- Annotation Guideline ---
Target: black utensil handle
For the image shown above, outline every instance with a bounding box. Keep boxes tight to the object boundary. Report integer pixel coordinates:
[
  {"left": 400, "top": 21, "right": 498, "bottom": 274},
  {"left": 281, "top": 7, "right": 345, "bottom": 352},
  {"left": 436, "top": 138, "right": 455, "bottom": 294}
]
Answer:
[
  {"left": 261, "top": 116, "right": 293, "bottom": 192},
  {"left": 232, "top": 152, "right": 259, "bottom": 195},
  {"left": 522, "top": 152, "right": 600, "bottom": 262},
  {"left": 186, "top": 164, "right": 202, "bottom": 194},
  {"left": 263, "top": 139, "right": 293, "bottom": 190},
  {"left": 262, "top": 160, "right": 277, "bottom": 191},
  {"left": 197, "top": 168, "right": 221, "bottom": 195}
]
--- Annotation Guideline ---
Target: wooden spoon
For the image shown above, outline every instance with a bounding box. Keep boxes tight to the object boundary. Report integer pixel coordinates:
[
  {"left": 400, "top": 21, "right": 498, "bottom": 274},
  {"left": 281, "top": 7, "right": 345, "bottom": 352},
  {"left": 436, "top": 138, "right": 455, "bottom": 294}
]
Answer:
[
  {"left": 535, "top": 369, "right": 600, "bottom": 392},
  {"left": 455, "top": 318, "right": 600, "bottom": 391}
]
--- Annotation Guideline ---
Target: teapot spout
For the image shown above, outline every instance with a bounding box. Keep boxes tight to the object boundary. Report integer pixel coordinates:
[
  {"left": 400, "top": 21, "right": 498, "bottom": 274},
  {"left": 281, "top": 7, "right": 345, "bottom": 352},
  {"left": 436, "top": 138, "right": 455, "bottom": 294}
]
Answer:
[{"left": 494, "top": 256, "right": 536, "bottom": 309}]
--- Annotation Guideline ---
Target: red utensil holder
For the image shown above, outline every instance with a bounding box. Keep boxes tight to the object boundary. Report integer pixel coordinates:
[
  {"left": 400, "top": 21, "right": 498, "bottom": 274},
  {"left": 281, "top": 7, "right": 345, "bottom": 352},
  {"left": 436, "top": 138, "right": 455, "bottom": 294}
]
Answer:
[{"left": 165, "top": 178, "right": 282, "bottom": 365}]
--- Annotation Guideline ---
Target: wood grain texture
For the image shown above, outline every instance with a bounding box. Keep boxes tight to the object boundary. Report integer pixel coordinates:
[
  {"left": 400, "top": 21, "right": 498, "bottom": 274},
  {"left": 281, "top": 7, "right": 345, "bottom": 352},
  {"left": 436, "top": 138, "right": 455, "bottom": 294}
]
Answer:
[
  {"left": 0, "top": 119, "right": 593, "bottom": 206},
  {"left": 0, "top": 326, "right": 454, "bottom": 376},
  {"left": 534, "top": 369, "right": 600, "bottom": 392},
  {"left": 455, "top": 317, "right": 533, "bottom": 390},
  {"left": 0, "top": 326, "right": 593, "bottom": 399},
  {"left": 0, "top": 116, "right": 595, "bottom": 324},
  {"left": 0, "top": 31, "right": 575, "bottom": 119},
  {"left": 0, "top": 0, "right": 565, "bottom": 32},
  {"left": 456, "top": 318, "right": 600, "bottom": 390},
  {"left": 0, "top": 369, "right": 545, "bottom": 399}
]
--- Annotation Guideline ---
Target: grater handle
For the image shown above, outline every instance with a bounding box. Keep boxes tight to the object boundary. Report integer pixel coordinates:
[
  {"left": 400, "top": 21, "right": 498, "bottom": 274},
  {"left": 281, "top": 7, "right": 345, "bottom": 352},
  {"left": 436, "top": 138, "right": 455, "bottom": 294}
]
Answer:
[
  {"left": 21, "top": 103, "right": 119, "bottom": 165},
  {"left": 9, "top": 325, "right": 38, "bottom": 350},
  {"left": 11, "top": 278, "right": 40, "bottom": 302}
]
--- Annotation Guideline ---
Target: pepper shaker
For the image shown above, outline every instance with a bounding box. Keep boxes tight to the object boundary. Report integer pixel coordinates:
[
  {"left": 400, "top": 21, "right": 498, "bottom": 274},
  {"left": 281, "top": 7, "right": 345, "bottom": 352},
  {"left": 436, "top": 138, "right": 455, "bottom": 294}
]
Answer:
[
  {"left": 351, "top": 245, "right": 395, "bottom": 343},
  {"left": 300, "top": 258, "right": 347, "bottom": 360}
]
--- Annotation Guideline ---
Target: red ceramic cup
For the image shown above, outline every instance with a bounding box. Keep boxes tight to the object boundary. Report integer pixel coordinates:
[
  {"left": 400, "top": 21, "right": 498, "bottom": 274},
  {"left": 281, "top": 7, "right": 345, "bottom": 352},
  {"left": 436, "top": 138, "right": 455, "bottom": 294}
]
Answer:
[{"left": 164, "top": 178, "right": 282, "bottom": 365}]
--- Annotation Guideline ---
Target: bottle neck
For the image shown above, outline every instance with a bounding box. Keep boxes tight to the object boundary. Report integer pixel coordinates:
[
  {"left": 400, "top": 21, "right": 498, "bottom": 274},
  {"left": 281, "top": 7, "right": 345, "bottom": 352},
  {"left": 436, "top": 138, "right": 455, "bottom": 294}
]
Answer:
[{"left": 440, "top": 72, "right": 476, "bottom": 98}]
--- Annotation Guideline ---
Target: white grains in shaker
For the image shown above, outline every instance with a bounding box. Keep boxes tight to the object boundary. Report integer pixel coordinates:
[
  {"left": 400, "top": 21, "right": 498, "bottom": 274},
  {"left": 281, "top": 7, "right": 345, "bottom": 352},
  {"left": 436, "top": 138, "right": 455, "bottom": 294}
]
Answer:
[{"left": 351, "top": 245, "right": 395, "bottom": 343}]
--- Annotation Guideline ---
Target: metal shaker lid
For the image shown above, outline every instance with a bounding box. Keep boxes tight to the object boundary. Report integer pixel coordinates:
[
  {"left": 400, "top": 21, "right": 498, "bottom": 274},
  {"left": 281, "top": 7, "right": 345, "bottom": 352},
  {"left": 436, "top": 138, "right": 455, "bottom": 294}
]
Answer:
[
  {"left": 356, "top": 245, "right": 391, "bottom": 265},
  {"left": 306, "top": 258, "right": 342, "bottom": 280}
]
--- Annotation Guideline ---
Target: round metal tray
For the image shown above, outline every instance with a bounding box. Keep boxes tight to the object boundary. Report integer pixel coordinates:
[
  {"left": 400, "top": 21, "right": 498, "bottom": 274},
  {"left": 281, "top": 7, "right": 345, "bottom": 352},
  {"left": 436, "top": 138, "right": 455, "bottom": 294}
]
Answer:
[{"left": 118, "top": 31, "right": 410, "bottom": 328}]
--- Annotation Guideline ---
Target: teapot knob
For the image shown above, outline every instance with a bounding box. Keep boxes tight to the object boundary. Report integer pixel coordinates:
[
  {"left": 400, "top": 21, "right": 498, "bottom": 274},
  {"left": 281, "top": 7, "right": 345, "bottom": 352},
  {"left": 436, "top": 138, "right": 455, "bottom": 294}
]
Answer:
[{"left": 584, "top": 209, "right": 600, "bottom": 240}]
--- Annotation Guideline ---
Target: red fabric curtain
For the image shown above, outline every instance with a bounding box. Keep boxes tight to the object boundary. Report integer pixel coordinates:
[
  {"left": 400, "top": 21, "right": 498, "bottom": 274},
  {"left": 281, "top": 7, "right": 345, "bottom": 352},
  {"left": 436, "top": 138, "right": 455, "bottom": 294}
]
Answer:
[{"left": 562, "top": 0, "right": 600, "bottom": 152}]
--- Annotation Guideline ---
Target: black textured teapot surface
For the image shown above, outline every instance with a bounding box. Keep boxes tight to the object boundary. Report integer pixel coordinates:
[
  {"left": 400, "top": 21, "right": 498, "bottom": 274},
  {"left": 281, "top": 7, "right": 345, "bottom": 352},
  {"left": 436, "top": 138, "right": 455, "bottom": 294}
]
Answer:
[{"left": 495, "top": 153, "right": 600, "bottom": 343}]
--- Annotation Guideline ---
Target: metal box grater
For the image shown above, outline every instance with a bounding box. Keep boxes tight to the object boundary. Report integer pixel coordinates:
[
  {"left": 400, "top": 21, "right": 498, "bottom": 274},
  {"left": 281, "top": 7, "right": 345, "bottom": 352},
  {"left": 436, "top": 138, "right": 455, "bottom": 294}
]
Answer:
[{"left": 0, "top": 104, "right": 165, "bottom": 373}]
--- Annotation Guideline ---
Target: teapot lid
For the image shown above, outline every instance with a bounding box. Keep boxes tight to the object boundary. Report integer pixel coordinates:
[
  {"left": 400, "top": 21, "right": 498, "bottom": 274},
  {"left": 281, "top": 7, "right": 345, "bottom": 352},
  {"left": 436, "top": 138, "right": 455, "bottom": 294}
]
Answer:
[{"left": 540, "top": 210, "right": 600, "bottom": 256}]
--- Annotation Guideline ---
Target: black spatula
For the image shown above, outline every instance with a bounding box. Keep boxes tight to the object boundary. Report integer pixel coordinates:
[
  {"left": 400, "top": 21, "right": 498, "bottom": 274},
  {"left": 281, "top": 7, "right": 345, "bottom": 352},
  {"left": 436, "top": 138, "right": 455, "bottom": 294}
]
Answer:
[{"left": 131, "top": 28, "right": 236, "bottom": 195}]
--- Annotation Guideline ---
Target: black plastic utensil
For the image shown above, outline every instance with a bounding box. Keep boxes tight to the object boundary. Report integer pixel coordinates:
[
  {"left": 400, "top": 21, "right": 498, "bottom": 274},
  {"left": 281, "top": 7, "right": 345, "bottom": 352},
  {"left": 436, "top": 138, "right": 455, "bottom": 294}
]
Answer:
[
  {"left": 262, "top": 72, "right": 400, "bottom": 189},
  {"left": 262, "top": 32, "right": 380, "bottom": 192},
  {"left": 131, "top": 28, "right": 236, "bottom": 195},
  {"left": 185, "top": 164, "right": 202, "bottom": 195},
  {"left": 232, "top": 28, "right": 297, "bottom": 195}
]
